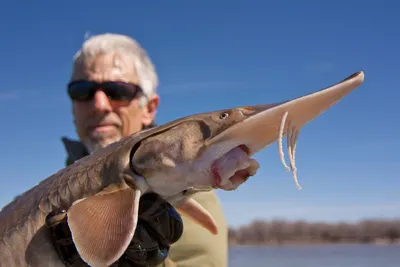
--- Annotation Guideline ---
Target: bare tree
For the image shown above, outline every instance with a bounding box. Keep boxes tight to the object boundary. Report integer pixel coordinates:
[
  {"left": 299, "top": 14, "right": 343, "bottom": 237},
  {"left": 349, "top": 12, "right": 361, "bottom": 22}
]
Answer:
[{"left": 228, "top": 218, "right": 400, "bottom": 246}]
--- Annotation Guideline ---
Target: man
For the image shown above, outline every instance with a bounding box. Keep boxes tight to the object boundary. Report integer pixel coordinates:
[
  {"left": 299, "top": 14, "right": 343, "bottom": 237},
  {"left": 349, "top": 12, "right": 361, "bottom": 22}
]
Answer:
[{"left": 50, "top": 33, "right": 228, "bottom": 266}]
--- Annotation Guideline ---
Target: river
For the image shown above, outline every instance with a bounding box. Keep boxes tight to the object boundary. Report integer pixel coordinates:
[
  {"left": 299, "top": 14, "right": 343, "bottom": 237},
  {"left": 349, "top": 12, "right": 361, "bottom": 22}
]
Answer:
[{"left": 228, "top": 244, "right": 400, "bottom": 267}]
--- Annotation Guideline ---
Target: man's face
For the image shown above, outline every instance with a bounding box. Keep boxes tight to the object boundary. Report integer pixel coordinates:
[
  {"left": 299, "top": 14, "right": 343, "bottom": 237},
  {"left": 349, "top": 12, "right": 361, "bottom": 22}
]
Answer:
[{"left": 71, "top": 52, "right": 159, "bottom": 153}]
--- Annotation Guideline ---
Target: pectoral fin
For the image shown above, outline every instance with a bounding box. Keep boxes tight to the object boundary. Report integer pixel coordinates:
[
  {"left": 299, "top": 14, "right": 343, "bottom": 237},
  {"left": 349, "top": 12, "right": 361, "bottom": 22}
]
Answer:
[
  {"left": 176, "top": 197, "right": 218, "bottom": 235},
  {"left": 67, "top": 184, "right": 141, "bottom": 267}
]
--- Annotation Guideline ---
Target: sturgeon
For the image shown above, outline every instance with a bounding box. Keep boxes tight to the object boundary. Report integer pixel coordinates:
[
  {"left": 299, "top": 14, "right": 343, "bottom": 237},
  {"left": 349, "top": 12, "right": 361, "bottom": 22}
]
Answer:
[{"left": 0, "top": 71, "right": 365, "bottom": 266}]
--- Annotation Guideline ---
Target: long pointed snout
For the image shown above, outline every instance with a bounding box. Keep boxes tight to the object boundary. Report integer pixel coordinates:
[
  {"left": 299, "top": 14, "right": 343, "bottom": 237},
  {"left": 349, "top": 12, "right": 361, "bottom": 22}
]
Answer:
[
  {"left": 207, "top": 71, "right": 365, "bottom": 157},
  {"left": 204, "top": 71, "right": 364, "bottom": 190}
]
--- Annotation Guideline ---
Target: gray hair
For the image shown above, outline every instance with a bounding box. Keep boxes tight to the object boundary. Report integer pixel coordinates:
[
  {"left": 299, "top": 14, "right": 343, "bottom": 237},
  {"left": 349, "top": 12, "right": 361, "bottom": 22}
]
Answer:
[{"left": 71, "top": 33, "right": 158, "bottom": 106}]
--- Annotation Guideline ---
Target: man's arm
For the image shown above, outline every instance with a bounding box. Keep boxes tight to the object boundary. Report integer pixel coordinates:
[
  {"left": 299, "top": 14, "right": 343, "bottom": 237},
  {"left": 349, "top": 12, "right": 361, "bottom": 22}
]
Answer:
[{"left": 45, "top": 193, "right": 184, "bottom": 267}]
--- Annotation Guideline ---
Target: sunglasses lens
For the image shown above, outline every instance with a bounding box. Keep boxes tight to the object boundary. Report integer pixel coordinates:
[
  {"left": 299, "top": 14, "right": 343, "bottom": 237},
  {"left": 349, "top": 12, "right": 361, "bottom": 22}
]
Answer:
[
  {"left": 67, "top": 81, "right": 142, "bottom": 101},
  {"left": 102, "top": 82, "right": 140, "bottom": 101},
  {"left": 68, "top": 81, "right": 95, "bottom": 101}
]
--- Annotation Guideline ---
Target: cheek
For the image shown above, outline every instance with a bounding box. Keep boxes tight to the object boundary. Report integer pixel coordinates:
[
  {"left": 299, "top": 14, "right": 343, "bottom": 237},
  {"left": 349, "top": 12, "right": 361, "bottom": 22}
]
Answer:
[
  {"left": 118, "top": 105, "right": 144, "bottom": 135},
  {"left": 73, "top": 104, "right": 88, "bottom": 127},
  {"left": 72, "top": 104, "right": 91, "bottom": 139}
]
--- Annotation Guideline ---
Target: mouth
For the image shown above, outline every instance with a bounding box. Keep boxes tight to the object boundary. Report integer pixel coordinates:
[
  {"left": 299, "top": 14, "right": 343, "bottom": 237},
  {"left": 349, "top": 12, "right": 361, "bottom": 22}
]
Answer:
[
  {"left": 211, "top": 144, "right": 258, "bottom": 190},
  {"left": 88, "top": 123, "right": 119, "bottom": 134},
  {"left": 93, "top": 125, "right": 116, "bottom": 132}
]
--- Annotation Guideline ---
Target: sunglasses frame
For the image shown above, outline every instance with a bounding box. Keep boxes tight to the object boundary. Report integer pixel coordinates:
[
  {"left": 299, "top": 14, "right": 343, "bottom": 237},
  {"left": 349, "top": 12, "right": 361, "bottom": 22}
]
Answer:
[{"left": 67, "top": 80, "right": 143, "bottom": 102}]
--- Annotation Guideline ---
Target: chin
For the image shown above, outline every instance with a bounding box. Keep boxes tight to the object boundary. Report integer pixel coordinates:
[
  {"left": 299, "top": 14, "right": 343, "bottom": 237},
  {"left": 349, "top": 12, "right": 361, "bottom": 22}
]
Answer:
[{"left": 85, "top": 135, "right": 123, "bottom": 153}]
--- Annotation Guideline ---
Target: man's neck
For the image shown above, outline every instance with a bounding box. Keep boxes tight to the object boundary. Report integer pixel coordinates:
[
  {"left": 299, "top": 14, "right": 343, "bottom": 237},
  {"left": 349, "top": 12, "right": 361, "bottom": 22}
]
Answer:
[{"left": 62, "top": 123, "right": 157, "bottom": 165}]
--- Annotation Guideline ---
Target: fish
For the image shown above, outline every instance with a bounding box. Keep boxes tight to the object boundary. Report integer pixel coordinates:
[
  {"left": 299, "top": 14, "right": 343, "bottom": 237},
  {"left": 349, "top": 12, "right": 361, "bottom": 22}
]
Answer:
[{"left": 0, "top": 71, "right": 365, "bottom": 267}]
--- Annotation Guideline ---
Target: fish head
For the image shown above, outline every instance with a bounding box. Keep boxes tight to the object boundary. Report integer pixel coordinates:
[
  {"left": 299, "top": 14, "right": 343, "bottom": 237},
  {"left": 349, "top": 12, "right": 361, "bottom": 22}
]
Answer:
[
  {"left": 130, "top": 71, "right": 365, "bottom": 199},
  {"left": 129, "top": 106, "right": 267, "bottom": 198}
]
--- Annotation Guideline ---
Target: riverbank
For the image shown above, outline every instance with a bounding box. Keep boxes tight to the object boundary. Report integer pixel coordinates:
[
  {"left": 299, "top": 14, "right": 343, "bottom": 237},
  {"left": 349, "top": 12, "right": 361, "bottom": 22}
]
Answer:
[{"left": 228, "top": 218, "right": 400, "bottom": 248}]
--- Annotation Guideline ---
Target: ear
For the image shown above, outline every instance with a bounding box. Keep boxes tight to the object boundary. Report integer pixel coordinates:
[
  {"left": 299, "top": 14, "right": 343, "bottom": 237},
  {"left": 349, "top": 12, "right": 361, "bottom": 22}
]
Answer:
[
  {"left": 142, "top": 94, "right": 160, "bottom": 127},
  {"left": 67, "top": 184, "right": 141, "bottom": 266}
]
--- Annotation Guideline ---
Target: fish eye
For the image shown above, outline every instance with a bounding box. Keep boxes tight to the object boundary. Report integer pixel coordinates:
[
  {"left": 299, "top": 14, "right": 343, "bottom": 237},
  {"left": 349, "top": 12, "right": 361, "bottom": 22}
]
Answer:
[{"left": 219, "top": 112, "right": 229, "bottom": 120}]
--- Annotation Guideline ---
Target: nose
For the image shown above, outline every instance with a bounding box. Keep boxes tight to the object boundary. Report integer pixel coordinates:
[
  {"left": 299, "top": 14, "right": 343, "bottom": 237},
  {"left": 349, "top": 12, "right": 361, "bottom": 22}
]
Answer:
[{"left": 90, "top": 90, "right": 113, "bottom": 112}]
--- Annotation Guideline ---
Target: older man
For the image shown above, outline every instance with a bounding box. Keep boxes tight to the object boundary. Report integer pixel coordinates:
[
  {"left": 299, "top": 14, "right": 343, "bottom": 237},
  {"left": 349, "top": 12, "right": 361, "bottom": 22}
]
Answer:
[{"left": 54, "top": 33, "right": 228, "bottom": 267}]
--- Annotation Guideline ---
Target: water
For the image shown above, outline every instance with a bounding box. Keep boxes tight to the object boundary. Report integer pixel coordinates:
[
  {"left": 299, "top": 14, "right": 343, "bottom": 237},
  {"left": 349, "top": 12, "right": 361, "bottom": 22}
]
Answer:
[{"left": 228, "top": 244, "right": 400, "bottom": 267}]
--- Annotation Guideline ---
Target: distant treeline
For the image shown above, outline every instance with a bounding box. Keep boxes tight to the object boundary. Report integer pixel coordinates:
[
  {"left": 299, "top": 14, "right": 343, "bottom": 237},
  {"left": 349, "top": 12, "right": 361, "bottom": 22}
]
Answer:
[{"left": 228, "top": 219, "right": 400, "bottom": 246}]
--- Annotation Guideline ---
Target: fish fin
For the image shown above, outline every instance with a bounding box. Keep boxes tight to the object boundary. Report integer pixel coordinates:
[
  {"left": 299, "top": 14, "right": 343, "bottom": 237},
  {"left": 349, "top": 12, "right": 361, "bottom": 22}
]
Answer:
[
  {"left": 176, "top": 197, "right": 218, "bottom": 235},
  {"left": 67, "top": 184, "right": 141, "bottom": 267}
]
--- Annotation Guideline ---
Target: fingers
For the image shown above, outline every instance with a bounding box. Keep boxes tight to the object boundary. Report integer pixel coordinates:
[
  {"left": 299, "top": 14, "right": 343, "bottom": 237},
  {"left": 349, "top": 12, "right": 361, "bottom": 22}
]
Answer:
[
  {"left": 45, "top": 208, "right": 67, "bottom": 227},
  {"left": 138, "top": 193, "right": 184, "bottom": 245},
  {"left": 117, "top": 193, "right": 183, "bottom": 266},
  {"left": 45, "top": 209, "right": 85, "bottom": 266},
  {"left": 122, "top": 222, "right": 170, "bottom": 267}
]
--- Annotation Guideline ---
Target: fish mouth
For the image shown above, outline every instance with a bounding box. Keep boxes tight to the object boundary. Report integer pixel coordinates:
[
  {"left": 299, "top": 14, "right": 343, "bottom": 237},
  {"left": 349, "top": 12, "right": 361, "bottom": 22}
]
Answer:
[{"left": 211, "top": 144, "right": 256, "bottom": 190}]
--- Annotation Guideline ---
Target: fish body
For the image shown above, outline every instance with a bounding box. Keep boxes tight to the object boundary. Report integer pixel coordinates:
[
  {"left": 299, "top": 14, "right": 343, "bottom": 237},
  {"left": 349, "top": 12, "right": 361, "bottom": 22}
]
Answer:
[
  {"left": 0, "top": 71, "right": 365, "bottom": 266},
  {"left": 0, "top": 133, "right": 138, "bottom": 266}
]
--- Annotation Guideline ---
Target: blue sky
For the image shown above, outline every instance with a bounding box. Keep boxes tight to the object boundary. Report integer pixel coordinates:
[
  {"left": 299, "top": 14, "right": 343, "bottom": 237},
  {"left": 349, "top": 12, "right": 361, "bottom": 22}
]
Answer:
[{"left": 0, "top": 1, "right": 399, "bottom": 228}]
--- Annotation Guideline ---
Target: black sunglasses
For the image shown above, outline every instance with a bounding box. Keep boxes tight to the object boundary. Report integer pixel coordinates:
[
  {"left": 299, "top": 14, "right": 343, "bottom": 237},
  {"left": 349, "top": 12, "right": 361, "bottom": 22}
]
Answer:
[{"left": 67, "top": 80, "right": 143, "bottom": 102}]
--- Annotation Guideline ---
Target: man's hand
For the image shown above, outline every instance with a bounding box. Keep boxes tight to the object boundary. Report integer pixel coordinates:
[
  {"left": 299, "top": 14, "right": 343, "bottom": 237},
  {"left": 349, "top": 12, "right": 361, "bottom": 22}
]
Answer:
[{"left": 45, "top": 193, "right": 184, "bottom": 267}]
